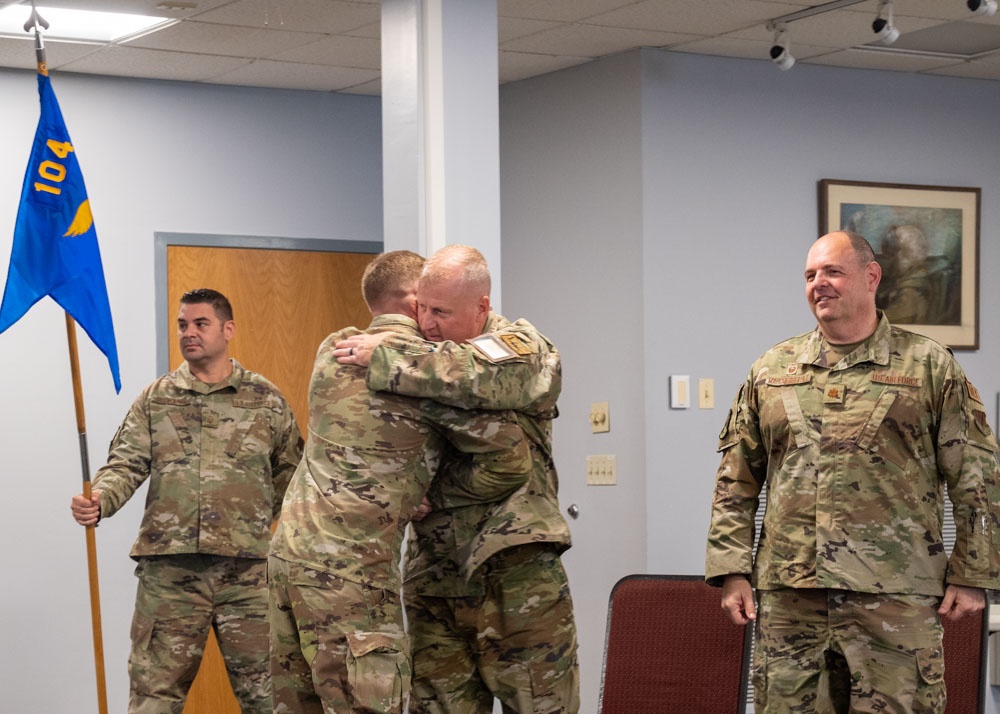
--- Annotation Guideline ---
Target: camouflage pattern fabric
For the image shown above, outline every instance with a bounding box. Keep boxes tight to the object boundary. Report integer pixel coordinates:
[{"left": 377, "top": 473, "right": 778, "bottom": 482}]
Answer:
[
  {"left": 94, "top": 359, "right": 300, "bottom": 713},
  {"left": 406, "top": 545, "right": 579, "bottom": 714},
  {"left": 368, "top": 316, "right": 561, "bottom": 413},
  {"left": 366, "top": 313, "right": 579, "bottom": 713},
  {"left": 269, "top": 314, "right": 530, "bottom": 589},
  {"left": 269, "top": 558, "right": 410, "bottom": 714},
  {"left": 128, "top": 555, "right": 270, "bottom": 714},
  {"left": 753, "top": 589, "right": 945, "bottom": 714},
  {"left": 706, "top": 314, "right": 1000, "bottom": 595},
  {"left": 367, "top": 313, "right": 571, "bottom": 591},
  {"left": 268, "top": 315, "right": 531, "bottom": 710},
  {"left": 94, "top": 359, "right": 301, "bottom": 559}
]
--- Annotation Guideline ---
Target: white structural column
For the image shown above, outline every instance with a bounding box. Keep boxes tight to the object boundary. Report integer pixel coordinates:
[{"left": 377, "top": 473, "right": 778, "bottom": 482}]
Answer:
[{"left": 381, "top": 0, "right": 502, "bottom": 308}]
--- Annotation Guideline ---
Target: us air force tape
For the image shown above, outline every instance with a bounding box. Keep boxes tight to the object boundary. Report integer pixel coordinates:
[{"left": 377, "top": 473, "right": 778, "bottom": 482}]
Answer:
[{"left": 468, "top": 333, "right": 531, "bottom": 362}]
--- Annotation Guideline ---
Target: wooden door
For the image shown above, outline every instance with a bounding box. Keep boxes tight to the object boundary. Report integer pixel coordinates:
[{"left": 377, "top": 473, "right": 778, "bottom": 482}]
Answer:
[{"left": 166, "top": 244, "right": 374, "bottom": 713}]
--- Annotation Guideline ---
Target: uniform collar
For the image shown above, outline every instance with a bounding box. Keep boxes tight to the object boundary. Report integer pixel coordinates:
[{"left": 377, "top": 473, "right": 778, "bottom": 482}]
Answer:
[
  {"left": 799, "top": 312, "right": 892, "bottom": 368},
  {"left": 175, "top": 358, "right": 243, "bottom": 394},
  {"left": 368, "top": 313, "right": 420, "bottom": 336}
]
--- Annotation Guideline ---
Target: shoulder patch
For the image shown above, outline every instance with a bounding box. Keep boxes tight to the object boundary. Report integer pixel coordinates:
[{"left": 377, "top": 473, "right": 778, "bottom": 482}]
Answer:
[
  {"left": 501, "top": 333, "right": 533, "bottom": 355},
  {"left": 965, "top": 378, "right": 984, "bottom": 405},
  {"left": 468, "top": 334, "right": 521, "bottom": 363}
]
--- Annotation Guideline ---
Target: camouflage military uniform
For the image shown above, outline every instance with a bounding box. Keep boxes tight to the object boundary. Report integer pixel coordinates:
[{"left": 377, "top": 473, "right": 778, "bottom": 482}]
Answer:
[
  {"left": 94, "top": 360, "right": 300, "bottom": 714},
  {"left": 268, "top": 314, "right": 531, "bottom": 714},
  {"left": 367, "top": 313, "right": 580, "bottom": 714},
  {"left": 705, "top": 314, "right": 1000, "bottom": 713}
]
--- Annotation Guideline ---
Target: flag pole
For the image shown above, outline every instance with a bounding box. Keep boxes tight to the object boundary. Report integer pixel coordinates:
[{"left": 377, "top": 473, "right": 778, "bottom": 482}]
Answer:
[
  {"left": 66, "top": 314, "right": 110, "bottom": 714},
  {"left": 23, "top": 6, "right": 110, "bottom": 712}
]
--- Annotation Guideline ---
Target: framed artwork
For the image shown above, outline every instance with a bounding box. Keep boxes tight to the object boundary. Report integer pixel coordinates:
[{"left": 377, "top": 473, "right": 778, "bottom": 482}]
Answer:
[{"left": 818, "top": 179, "right": 980, "bottom": 350}]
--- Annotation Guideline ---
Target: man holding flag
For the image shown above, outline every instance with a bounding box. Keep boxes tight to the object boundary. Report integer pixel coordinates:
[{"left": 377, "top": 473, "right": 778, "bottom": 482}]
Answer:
[{"left": 71, "top": 288, "right": 302, "bottom": 714}]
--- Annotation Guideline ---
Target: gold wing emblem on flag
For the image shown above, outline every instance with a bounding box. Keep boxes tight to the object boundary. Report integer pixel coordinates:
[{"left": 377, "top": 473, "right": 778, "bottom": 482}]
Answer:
[{"left": 63, "top": 199, "right": 93, "bottom": 237}]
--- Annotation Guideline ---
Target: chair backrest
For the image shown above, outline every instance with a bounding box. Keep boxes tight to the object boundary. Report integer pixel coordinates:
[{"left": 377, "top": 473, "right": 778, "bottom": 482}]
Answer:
[
  {"left": 943, "top": 603, "right": 989, "bottom": 714},
  {"left": 599, "top": 574, "right": 752, "bottom": 714}
]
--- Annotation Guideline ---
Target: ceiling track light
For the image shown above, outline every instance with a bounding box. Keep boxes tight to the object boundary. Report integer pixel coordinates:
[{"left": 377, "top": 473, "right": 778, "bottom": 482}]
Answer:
[
  {"left": 767, "top": 22, "right": 795, "bottom": 71},
  {"left": 968, "top": 0, "right": 998, "bottom": 15},
  {"left": 872, "top": 0, "right": 900, "bottom": 45}
]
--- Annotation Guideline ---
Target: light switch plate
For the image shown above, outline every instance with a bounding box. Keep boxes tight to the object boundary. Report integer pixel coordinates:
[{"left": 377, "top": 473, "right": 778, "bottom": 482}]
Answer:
[
  {"left": 589, "top": 401, "right": 610, "bottom": 433},
  {"left": 586, "top": 454, "right": 616, "bottom": 485},
  {"left": 698, "top": 378, "right": 714, "bottom": 409},
  {"left": 670, "top": 375, "right": 690, "bottom": 409}
]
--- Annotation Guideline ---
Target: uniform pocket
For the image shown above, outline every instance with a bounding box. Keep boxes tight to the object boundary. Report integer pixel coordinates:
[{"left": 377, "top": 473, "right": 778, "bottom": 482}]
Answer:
[
  {"left": 856, "top": 386, "right": 929, "bottom": 468},
  {"left": 149, "top": 404, "right": 192, "bottom": 463},
  {"left": 346, "top": 631, "right": 411, "bottom": 714},
  {"left": 858, "top": 640, "right": 945, "bottom": 712},
  {"left": 914, "top": 645, "right": 945, "bottom": 686}
]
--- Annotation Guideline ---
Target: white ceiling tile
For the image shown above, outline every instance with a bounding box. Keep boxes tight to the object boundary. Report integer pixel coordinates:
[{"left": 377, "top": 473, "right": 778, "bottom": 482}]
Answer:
[
  {"left": 33, "top": 0, "right": 232, "bottom": 16},
  {"left": 498, "top": 0, "right": 639, "bottom": 23},
  {"left": 498, "top": 50, "right": 592, "bottom": 83},
  {"left": 59, "top": 45, "right": 250, "bottom": 82},
  {"left": 0, "top": 36, "right": 101, "bottom": 70},
  {"left": 270, "top": 34, "right": 380, "bottom": 68},
  {"left": 807, "top": 47, "right": 969, "bottom": 73},
  {"left": 340, "top": 77, "right": 381, "bottom": 95},
  {"left": 122, "top": 20, "right": 325, "bottom": 58},
  {"left": 498, "top": 17, "right": 562, "bottom": 43},
  {"left": 501, "top": 23, "right": 697, "bottom": 57},
  {"left": 193, "top": 0, "right": 379, "bottom": 34},
  {"left": 585, "top": 0, "right": 807, "bottom": 35},
  {"left": 345, "top": 21, "right": 380, "bottom": 40},
  {"left": 205, "top": 58, "right": 378, "bottom": 92}
]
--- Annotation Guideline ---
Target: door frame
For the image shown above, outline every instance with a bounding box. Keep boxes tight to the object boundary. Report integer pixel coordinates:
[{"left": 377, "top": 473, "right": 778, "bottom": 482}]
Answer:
[{"left": 153, "top": 231, "right": 381, "bottom": 374}]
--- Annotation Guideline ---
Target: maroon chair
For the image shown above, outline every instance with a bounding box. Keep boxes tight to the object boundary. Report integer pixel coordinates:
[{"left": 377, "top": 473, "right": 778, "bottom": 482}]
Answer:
[
  {"left": 599, "top": 574, "right": 751, "bottom": 714},
  {"left": 943, "top": 603, "right": 989, "bottom": 714}
]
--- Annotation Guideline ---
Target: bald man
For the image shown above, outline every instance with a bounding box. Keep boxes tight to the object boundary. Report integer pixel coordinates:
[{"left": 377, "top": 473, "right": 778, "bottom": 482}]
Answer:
[{"left": 705, "top": 231, "right": 1000, "bottom": 713}]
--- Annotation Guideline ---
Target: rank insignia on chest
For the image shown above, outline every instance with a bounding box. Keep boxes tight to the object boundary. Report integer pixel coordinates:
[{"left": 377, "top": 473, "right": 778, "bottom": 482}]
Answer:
[
  {"left": 824, "top": 386, "right": 845, "bottom": 404},
  {"left": 202, "top": 410, "right": 220, "bottom": 428}
]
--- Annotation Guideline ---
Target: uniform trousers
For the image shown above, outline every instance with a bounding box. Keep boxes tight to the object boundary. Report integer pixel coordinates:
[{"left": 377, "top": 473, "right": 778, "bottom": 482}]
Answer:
[
  {"left": 406, "top": 543, "right": 579, "bottom": 714},
  {"left": 268, "top": 557, "right": 411, "bottom": 714},
  {"left": 128, "top": 554, "right": 270, "bottom": 714},
  {"left": 753, "top": 588, "right": 946, "bottom": 714}
]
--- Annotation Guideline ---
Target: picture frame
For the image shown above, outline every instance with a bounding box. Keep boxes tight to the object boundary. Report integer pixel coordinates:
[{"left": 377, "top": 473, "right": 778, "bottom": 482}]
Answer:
[{"left": 818, "top": 179, "right": 980, "bottom": 350}]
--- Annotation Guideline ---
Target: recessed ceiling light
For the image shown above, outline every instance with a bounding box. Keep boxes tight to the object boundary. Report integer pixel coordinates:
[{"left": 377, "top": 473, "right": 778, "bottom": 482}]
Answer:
[{"left": 0, "top": 5, "right": 174, "bottom": 43}]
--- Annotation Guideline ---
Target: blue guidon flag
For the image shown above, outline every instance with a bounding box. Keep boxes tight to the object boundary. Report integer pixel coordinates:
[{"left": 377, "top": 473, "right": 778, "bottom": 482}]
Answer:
[{"left": 0, "top": 71, "right": 121, "bottom": 392}]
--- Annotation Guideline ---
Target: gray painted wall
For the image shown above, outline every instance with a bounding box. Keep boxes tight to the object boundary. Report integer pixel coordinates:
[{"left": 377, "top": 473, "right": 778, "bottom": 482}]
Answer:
[{"left": 500, "top": 50, "right": 649, "bottom": 713}]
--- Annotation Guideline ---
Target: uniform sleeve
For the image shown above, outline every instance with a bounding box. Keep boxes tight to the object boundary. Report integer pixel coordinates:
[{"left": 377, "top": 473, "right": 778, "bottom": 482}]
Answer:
[
  {"left": 269, "top": 400, "right": 303, "bottom": 519},
  {"left": 705, "top": 374, "right": 767, "bottom": 587},
  {"left": 935, "top": 363, "right": 1000, "bottom": 589},
  {"left": 92, "top": 389, "right": 154, "bottom": 519},
  {"left": 366, "top": 319, "right": 561, "bottom": 413},
  {"left": 421, "top": 401, "right": 531, "bottom": 508}
]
